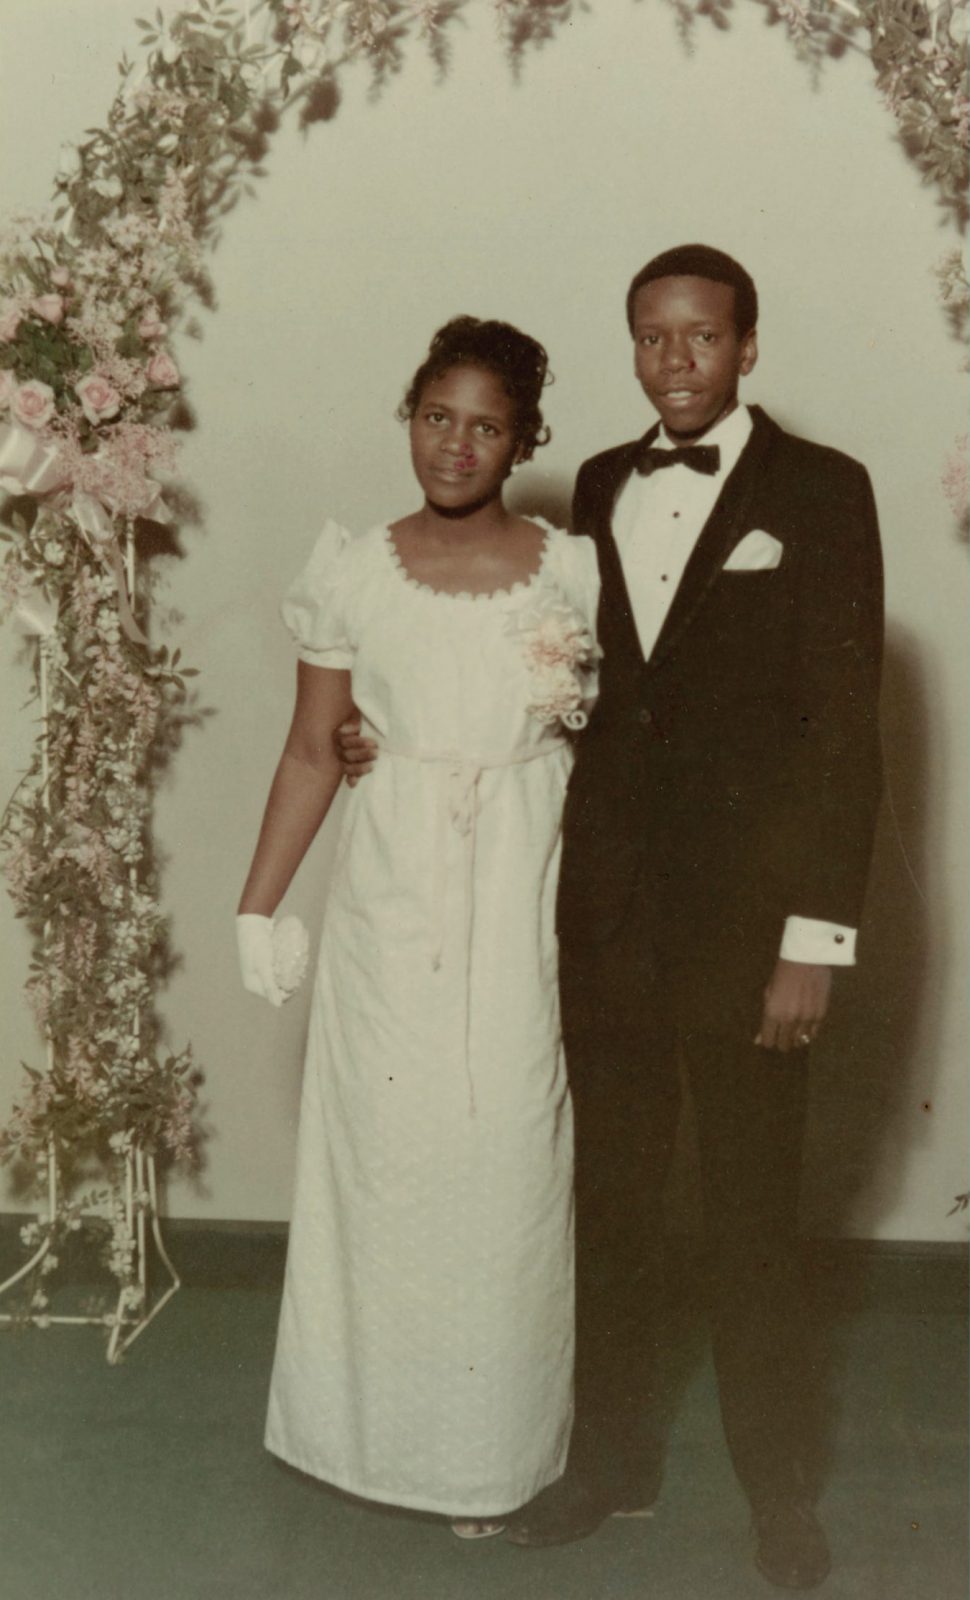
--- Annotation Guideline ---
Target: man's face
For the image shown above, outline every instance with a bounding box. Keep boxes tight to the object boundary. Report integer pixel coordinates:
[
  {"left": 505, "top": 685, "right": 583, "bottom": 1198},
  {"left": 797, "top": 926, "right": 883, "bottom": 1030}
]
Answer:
[{"left": 631, "top": 275, "right": 757, "bottom": 441}]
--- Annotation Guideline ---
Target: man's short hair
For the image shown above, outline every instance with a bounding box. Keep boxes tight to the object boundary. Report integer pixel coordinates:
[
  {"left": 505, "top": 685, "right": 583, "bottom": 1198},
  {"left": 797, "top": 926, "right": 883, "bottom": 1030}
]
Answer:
[{"left": 625, "top": 245, "right": 758, "bottom": 338}]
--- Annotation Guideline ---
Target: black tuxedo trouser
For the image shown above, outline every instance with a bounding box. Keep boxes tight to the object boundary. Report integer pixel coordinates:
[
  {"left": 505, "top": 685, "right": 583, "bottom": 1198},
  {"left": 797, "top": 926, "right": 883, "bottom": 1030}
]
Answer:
[{"left": 559, "top": 899, "right": 814, "bottom": 1510}]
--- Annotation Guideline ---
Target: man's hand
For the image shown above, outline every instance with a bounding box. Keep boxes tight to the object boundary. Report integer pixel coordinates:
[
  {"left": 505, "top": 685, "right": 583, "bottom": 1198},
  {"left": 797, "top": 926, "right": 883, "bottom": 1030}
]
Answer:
[
  {"left": 755, "top": 958, "right": 832, "bottom": 1053},
  {"left": 333, "top": 712, "right": 377, "bottom": 787}
]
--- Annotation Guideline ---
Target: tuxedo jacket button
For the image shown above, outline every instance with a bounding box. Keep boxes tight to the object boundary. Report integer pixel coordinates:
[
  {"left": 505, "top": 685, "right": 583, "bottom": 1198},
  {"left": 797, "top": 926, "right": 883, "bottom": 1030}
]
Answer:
[{"left": 638, "top": 708, "right": 653, "bottom": 727}]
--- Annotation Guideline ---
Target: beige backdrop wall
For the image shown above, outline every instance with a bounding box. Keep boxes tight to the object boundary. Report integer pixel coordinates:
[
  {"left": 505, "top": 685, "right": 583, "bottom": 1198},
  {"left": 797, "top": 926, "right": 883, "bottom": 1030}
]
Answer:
[{"left": 1, "top": 0, "right": 966, "bottom": 1236}]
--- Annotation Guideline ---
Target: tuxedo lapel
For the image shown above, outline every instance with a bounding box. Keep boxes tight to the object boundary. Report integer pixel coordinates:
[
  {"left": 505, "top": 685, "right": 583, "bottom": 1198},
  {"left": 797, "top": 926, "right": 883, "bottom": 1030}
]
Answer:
[
  {"left": 648, "top": 406, "right": 779, "bottom": 667},
  {"left": 591, "top": 426, "right": 660, "bottom": 666}
]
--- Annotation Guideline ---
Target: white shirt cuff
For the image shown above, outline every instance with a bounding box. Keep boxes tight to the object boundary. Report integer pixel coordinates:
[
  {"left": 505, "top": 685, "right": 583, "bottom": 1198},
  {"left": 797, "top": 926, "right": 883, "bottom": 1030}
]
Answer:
[{"left": 780, "top": 916, "right": 856, "bottom": 966}]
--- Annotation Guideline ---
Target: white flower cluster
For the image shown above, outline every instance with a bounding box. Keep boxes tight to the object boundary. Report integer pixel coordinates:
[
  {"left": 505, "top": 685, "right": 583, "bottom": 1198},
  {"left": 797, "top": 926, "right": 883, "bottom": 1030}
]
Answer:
[{"left": 506, "top": 593, "right": 599, "bottom": 732}]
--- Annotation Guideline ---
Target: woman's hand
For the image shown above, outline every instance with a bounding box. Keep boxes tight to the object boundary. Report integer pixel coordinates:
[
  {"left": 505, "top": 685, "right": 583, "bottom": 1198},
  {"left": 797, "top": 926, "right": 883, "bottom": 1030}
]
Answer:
[
  {"left": 334, "top": 711, "right": 378, "bottom": 788},
  {"left": 236, "top": 914, "right": 285, "bottom": 1008}
]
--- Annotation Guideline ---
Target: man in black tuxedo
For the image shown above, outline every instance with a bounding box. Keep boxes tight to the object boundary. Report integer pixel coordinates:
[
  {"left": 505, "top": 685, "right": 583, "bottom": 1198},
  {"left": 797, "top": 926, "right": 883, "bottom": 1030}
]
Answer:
[{"left": 505, "top": 245, "right": 884, "bottom": 1588}]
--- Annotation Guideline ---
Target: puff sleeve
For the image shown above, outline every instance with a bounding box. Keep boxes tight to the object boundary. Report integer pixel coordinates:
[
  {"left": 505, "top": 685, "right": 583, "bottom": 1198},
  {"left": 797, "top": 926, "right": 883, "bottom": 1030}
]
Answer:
[
  {"left": 280, "top": 519, "right": 356, "bottom": 669},
  {"left": 545, "top": 528, "right": 601, "bottom": 640},
  {"left": 563, "top": 533, "right": 602, "bottom": 639},
  {"left": 542, "top": 527, "right": 602, "bottom": 714}
]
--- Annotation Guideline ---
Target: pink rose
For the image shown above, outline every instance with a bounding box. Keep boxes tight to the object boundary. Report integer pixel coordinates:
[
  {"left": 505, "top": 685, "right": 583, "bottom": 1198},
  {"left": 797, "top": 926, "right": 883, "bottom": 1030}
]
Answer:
[
  {"left": 50, "top": 267, "right": 72, "bottom": 290},
  {"left": 12, "top": 380, "right": 56, "bottom": 430},
  {"left": 146, "top": 349, "right": 180, "bottom": 389},
  {"left": 0, "top": 369, "right": 15, "bottom": 410},
  {"left": 76, "top": 372, "right": 122, "bottom": 425},
  {"left": 30, "top": 295, "right": 65, "bottom": 326},
  {"left": 0, "top": 305, "right": 22, "bottom": 343},
  {"left": 138, "top": 309, "right": 167, "bottom": 341}
]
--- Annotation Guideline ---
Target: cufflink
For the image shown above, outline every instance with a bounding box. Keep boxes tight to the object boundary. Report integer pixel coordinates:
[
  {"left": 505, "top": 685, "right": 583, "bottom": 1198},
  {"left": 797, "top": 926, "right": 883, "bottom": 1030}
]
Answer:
[{"left": 834, "top": 934, "right": 845, "bottom": 944}]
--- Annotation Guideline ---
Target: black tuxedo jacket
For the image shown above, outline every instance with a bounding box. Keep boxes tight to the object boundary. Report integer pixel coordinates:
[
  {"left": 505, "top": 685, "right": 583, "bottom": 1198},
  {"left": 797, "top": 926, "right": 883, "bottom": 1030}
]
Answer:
[{"left": 556, "top": 405, "right": 884, "bottom": 1031}]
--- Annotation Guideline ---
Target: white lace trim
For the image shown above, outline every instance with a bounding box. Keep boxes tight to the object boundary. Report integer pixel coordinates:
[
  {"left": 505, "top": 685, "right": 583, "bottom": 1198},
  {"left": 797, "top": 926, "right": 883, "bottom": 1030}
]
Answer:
[{"left": 382, "top": 518, "right": 554, "bottom": 604}]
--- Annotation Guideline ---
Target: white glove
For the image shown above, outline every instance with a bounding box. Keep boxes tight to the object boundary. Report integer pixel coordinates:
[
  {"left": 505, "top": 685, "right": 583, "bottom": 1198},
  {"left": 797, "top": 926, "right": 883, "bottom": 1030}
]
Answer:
[{"left": 236, "top": 914, "right": 284, "bottom": 1008}]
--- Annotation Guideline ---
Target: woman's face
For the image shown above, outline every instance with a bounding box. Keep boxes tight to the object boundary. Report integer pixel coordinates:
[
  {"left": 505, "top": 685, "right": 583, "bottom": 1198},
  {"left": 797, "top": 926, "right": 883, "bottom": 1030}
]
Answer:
[{"left": 409, "top": 364, "right": 521, "bottom": 514}]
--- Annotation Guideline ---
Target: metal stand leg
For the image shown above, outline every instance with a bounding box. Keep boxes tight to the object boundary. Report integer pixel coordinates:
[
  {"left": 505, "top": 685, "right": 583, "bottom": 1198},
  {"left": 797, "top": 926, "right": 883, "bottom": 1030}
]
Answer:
[
  {"left": 0, "top": 1137, "right": 59, "bottom": 1305},
  {"left": 0, "top": 1140, "right": 181, "bottom": 1363},
  {"left": 105, "top": 1145, "right": 182, "bottom": 1365}
]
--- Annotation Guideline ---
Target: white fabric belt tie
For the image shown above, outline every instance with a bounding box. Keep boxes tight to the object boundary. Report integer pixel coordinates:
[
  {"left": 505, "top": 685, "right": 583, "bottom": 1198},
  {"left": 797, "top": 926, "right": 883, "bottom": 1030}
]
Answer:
[{"left": 372, "top": 734, "right": 568, "bottom": 1114}]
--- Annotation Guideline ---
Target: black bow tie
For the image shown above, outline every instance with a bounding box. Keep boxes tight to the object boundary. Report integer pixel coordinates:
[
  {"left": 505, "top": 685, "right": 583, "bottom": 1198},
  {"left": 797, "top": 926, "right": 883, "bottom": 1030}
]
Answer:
[{"left": 635, "top": 443, "right": 720, "bottom": 478}]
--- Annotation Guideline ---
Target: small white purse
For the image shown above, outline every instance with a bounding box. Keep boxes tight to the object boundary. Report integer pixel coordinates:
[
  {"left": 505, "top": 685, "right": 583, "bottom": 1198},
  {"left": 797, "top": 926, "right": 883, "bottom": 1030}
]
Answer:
[{"left": 273, "top": 915, "right": 310, "bottom": 997}]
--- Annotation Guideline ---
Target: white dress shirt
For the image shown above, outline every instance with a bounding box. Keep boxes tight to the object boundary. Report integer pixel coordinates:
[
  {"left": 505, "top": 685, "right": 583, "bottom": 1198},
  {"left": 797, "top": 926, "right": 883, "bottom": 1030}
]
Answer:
[{"left": 613, "top": 404, "right": 856, "bottom": 967}]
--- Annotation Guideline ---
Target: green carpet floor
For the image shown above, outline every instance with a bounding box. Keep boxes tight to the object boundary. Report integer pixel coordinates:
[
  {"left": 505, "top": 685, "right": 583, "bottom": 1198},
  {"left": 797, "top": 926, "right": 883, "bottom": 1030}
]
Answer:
[{"left": 1, "top": 1248, "right": 965, "bottom": 1600}]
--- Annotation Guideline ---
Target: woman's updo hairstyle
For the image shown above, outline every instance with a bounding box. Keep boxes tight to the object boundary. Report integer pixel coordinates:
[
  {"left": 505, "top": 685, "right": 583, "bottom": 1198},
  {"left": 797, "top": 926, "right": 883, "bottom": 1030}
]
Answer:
[{"left": 399, "top": 316, "right": 552, "bottom": 461}]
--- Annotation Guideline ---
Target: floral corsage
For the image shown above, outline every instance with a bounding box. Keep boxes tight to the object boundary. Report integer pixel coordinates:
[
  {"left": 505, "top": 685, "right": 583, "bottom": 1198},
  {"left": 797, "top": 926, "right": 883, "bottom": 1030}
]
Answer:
[{"left": 506, "top": 594, "right": 600, "bottom": 732}]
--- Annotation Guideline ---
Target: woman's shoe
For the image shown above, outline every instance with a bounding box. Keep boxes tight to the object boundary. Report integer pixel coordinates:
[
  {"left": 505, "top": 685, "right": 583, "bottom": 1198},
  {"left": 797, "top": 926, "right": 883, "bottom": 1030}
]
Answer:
[{"left": 451, "top": 1519, "right": 507, "bottom": 1540}]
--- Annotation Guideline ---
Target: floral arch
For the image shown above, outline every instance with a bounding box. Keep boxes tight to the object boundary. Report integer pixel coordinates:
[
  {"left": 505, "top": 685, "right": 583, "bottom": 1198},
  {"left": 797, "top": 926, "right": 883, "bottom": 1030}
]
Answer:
[{"left": 0, "top": 0, "right": 966, "bottom": 1349}]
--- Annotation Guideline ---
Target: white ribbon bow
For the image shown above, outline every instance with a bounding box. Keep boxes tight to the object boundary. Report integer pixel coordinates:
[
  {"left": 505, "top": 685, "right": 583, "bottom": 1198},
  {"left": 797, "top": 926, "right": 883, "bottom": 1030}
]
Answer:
[{"left": 0, "top": 419, "right": 70, "bottom": 497}]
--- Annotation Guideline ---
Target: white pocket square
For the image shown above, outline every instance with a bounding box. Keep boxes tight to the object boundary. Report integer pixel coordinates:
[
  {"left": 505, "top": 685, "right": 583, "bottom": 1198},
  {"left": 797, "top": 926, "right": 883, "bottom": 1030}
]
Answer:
[{"left": 722, "top": 529, "right": 784, "bottom": 572}]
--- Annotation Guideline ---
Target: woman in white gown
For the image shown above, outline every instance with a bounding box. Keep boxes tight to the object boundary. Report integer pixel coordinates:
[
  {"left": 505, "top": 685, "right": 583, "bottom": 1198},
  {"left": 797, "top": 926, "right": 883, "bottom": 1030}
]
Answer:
[{"left": 237, "top": 318, "right": 600, "bottom": 1534}]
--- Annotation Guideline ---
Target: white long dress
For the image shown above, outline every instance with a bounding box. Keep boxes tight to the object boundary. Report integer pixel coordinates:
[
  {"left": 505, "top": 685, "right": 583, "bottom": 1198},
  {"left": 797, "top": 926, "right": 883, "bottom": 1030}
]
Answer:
[{"left": 264, "top": 517, "right": 601, "bottom": 1517}]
